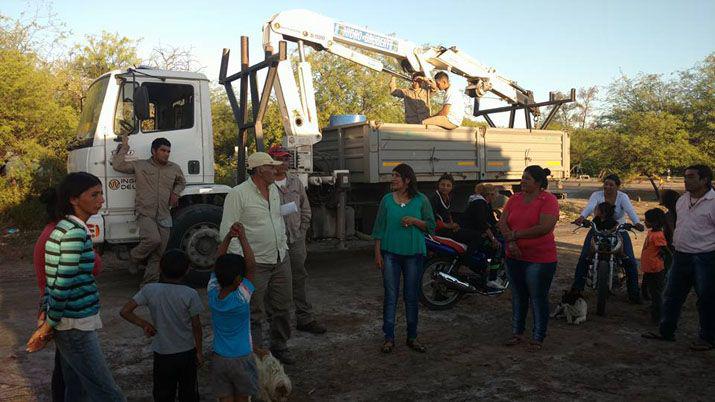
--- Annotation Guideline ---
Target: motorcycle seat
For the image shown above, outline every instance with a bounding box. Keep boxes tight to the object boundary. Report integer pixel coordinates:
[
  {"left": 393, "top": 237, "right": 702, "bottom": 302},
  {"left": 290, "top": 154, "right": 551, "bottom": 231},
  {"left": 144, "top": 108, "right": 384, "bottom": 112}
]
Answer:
[{"left": 428, "top": 235, "right": 467, "bottom": 254}]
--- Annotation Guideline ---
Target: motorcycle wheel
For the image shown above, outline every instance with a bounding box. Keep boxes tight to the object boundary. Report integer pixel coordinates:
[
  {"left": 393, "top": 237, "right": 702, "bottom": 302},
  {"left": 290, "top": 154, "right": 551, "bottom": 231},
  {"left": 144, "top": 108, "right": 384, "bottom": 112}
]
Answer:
[
  {"left": 420, "top": 257, "right": 463, "bottom": 310},
  {"left": 596, "top": 260, "right": 610, "bottom": 316}
]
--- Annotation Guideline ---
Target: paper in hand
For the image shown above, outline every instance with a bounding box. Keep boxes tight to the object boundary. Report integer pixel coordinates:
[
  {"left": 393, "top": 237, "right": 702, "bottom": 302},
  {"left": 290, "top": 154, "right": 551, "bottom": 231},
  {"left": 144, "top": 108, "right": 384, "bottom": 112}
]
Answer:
[{"left": 280, "top": 201, "right": 298, "bottom": 216}]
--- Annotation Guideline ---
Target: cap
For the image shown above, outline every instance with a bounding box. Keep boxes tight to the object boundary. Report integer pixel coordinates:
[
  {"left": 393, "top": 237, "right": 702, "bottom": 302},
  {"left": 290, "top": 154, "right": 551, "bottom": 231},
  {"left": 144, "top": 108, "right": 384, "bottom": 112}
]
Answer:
[
  {"left": 247, "top": 152, "right": 283, "bottom": 169},
  {"left": 268, "top": 144, "right": 290, "bottom": 158}
]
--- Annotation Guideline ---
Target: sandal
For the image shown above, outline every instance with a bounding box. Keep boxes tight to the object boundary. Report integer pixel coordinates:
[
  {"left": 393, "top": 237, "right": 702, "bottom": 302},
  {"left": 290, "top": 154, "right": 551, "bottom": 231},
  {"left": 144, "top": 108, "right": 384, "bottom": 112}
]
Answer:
[
  {"left": 690, "top": 340, "right": 715, "bottom": 352},
  {"left": 381, "top": 340, "right": 394, "bottom": 354},
  {"left": 406, "top": 339, "right": 427, "bottom": 353},
  {"left": 504, "top": 335, "right": 524, "bottom": 347},
  {"left": 642, "top": 331, "right": 675, "bottom": 342}
]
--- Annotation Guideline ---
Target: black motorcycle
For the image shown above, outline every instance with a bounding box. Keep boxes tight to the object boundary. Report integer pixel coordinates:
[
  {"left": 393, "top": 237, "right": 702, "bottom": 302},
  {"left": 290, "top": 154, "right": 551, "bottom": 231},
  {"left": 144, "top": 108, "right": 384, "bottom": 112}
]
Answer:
[
  {"left": 574, "top": 219, "right": 641, "bottom": 316},
  {"left": 419, "top": 234, "right": 508, "bottom": 310}
]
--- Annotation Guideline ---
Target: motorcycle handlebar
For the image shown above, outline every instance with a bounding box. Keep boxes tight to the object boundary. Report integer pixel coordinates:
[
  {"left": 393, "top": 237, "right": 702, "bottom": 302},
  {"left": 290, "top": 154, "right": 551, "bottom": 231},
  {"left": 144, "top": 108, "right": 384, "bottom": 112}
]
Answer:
[{"left": 572, "top": 220, "right": 643, "bottom": 233}]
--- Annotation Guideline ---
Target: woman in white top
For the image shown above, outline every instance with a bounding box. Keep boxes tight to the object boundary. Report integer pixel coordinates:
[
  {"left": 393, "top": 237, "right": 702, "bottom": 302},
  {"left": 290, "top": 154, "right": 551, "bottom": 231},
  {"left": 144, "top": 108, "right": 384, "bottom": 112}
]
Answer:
[{"left": 571, "top": 174, "right": 645, "bottom": 303}]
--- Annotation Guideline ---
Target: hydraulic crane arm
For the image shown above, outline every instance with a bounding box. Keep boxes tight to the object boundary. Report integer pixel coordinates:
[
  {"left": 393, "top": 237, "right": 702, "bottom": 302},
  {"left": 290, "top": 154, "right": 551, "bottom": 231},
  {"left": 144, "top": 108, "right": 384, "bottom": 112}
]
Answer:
[{"left": 261, "top": 9, "right": 566, "bottom": 141}]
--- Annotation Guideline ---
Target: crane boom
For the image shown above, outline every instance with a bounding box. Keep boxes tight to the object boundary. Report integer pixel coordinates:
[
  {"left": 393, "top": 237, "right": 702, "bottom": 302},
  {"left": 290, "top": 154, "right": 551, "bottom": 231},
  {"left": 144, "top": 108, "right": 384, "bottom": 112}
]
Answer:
[{"left": 262, "top": 9, "right": 543, "bottom": 145}]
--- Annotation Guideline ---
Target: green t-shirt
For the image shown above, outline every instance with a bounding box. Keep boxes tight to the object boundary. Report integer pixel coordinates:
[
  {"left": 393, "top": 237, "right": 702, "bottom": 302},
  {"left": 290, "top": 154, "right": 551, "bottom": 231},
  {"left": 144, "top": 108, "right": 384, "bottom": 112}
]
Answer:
[{"left": 372, "top": 192, "right": 436, "bottom": 256}]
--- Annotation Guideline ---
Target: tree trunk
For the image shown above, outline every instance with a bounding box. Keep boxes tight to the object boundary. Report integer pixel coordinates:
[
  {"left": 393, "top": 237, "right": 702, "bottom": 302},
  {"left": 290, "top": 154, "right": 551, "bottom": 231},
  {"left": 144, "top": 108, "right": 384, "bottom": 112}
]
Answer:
[{"left": 646, "top": 174, "right": 661, "bottom": 201}]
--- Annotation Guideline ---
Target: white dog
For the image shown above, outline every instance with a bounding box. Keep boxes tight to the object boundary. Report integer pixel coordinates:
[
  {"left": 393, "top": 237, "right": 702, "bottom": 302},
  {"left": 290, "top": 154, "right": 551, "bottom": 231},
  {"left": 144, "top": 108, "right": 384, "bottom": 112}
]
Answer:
[
  {"left": 551, "top": 289, "right": 588, "bottom": 325},
  {"left": 254, "top": 352, "right": 292, "bottom": 402}
]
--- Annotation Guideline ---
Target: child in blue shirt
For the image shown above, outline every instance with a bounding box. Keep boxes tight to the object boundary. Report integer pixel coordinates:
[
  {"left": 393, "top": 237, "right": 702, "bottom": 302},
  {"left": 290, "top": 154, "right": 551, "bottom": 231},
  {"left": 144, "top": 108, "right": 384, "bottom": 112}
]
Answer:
[{"left": 208, "top": 222, "right": 262, "bottom": 401}]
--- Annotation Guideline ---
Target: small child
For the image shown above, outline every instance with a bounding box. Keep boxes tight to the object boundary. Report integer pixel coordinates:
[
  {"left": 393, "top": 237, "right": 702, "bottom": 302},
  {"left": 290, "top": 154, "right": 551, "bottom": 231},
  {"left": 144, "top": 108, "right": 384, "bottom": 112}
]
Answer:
[
  {"left": 593, "top": 202, "right": 618, "bottom": 231},
  {"left": 640, "top": 208, "right": 670, "bottom": 323},
  {"left": 209, "top": 222, "right": 261, "bottom": 401},
  {"left": 120, "top": 249, "right": 203, "bottom": 402}
]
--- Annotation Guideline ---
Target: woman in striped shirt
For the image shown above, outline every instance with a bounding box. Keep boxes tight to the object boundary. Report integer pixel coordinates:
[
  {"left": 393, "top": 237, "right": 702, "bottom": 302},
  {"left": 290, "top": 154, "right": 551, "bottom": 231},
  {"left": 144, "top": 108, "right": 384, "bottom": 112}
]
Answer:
[{"left": 27, "top": 172, "right": 124, "bottom": 401}]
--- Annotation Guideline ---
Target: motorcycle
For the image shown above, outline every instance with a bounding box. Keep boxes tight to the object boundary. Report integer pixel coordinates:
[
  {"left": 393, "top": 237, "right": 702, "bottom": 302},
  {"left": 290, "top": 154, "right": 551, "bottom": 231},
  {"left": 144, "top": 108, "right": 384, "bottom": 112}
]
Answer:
[
  {"left": 573, "top": 219, "right": 641, "bottom": 316},
  {"left": 419, "top": 234, "right": 509, "bottom": 310}
]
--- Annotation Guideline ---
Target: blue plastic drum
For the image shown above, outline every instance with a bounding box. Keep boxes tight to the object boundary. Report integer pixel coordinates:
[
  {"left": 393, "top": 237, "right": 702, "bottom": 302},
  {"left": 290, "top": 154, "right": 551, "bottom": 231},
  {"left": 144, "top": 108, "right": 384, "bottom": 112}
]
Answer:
[{"left": 328, "top": 114, "right": 367, "bottom": 127}]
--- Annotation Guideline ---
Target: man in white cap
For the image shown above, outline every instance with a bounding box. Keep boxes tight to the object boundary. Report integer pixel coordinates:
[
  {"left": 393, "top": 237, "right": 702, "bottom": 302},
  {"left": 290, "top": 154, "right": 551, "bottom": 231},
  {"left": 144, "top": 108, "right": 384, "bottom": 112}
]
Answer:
[{"left": 219, "top": 152, "right": 295, "bottom": 364}]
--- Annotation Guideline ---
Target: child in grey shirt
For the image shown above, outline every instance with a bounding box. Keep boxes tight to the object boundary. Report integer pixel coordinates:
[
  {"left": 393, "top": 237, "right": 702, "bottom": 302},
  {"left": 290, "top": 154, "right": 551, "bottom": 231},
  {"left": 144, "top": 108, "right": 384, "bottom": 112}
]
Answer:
[{"left": 121, "top": 250, "right": 203, "bottom": 402}]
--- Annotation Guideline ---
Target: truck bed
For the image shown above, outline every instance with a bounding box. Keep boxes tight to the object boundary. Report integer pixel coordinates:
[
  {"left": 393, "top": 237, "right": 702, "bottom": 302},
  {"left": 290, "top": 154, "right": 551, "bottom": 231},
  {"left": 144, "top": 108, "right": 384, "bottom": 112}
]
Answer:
[{"left": 315, "top": 121, "right": 570, "bottom": 183}]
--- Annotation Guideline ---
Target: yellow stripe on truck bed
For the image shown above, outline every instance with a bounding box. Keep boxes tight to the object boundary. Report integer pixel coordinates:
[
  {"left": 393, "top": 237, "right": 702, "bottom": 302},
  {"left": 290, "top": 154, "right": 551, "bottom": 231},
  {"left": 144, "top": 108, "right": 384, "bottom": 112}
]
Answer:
[
  {"left": 457, "top": 161, "right": 476, "bottom": 166},
  {"left": 382, "top": 162, "right": 401, "bottom": 167},
  {"left": 487, "top": 161, "right": 505, "bottom": 167}
]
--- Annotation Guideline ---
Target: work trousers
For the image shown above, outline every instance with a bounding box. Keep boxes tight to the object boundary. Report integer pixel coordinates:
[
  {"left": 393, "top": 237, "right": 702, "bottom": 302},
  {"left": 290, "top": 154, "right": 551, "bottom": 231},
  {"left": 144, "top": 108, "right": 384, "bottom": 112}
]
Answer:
[
  {"left": 131, "top": 215, "right": 170, "bottom": 286},
  {"left": 251, "top": 256, "right": 293, "bottom": 352}
]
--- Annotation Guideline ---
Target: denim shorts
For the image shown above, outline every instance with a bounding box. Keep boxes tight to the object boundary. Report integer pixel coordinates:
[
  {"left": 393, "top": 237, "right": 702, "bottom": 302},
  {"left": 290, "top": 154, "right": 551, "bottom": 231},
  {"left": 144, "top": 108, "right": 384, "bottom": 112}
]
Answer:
[{"left": 211, "top": 353, "right": 258, "bottom": 397}]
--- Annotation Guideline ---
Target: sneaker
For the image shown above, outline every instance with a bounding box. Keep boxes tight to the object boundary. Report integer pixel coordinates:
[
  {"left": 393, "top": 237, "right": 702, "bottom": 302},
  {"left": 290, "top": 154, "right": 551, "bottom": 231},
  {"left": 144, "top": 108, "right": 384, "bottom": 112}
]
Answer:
[
  {"left": 297, "top": 321, "right": 327, "bottom": 334},
  {"left": 486, "top": 278, "right": 506, "bottom": 290},
  {"left": 270, "top": 348, "right": 296, "bottom": 365}
]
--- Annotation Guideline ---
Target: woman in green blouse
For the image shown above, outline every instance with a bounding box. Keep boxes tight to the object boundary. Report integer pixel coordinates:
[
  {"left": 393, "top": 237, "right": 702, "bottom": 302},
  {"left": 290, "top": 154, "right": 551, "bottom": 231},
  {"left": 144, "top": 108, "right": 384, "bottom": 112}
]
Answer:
[{"left": 372, "top": 163, "right": 436, "bottom": 354}]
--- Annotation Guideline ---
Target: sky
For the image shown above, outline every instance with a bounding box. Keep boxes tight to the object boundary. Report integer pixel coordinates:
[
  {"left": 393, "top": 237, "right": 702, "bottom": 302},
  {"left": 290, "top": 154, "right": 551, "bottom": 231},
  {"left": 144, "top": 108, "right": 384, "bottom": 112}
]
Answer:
[{"left": 3, "top": 0, "right": 714, "bottom": 127}]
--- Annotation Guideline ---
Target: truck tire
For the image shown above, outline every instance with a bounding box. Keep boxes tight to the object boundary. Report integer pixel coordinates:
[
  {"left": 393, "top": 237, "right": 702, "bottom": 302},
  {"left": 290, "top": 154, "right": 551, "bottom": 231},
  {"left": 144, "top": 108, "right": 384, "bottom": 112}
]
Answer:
[{"left": 168, "top": 204, "right": 223, "bottom": 287}]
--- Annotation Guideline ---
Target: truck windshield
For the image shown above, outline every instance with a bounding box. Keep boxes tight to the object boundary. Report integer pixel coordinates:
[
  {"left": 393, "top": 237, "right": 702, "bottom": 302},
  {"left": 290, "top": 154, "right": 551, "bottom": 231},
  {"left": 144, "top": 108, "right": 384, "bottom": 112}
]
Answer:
[{"left": 75, "top": 76, "right": 110, "bottom": 142}]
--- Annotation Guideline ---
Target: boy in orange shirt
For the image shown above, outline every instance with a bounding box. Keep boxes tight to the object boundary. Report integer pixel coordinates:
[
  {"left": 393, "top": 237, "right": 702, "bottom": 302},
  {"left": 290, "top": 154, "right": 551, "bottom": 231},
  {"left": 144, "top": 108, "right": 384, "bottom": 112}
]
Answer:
[{"left": 640, "top": 208, "right": 670, "bottom": 323}]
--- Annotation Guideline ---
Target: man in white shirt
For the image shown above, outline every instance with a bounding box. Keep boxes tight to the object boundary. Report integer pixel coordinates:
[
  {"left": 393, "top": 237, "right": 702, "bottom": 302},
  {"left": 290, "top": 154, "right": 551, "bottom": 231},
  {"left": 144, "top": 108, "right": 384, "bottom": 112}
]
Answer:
[
  {"left": 421, "top": 72, "right": 464, "bottom": 129},
  {"left": 643, "top": 164, "right": 715, "bottom": 351}
]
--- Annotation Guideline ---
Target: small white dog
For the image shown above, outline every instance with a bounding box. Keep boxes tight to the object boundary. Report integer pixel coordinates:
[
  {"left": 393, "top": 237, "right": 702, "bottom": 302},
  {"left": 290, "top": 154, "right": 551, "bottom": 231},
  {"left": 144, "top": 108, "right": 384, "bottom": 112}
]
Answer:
[
  {"left": 254, "top": 352, "right": 292, "bottom": 402},
  {"left": 551, "top": 289, "right": 588, "bottom": 325}
]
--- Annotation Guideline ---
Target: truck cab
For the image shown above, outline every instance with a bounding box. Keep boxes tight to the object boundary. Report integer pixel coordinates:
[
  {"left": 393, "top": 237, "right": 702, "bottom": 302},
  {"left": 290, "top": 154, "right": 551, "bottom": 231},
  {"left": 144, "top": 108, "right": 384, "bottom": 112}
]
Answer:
[{"left": 67, "top": 68, "right": 231, "bottom": 276}]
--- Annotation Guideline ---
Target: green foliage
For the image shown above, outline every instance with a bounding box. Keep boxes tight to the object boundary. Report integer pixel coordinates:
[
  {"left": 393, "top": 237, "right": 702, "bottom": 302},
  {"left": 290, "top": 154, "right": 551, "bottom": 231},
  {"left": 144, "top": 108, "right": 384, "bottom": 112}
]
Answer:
[
  {"left": 572, "top": 53, "right": 713, "bottom": 179},
  {"left": 571, "top": 111, "right": 703, "bottom": 179},
  {"left": 69, "top": 31, "right": 141, "bottom": 81},
  {"left": 672, "top": 53, "right": 715, "bottom": 159},
  {"left": 0, "top": 14, "right": 141, "bottom": 226},
  {"left": 615, "top": 111, "right": 701, "bottom": 176},
  {"left": 306, "top": 50, "right": 404, "bottom": 126},
  {"left": 209, "top": 87, "right": 285, "bottom": 186},
  {"left": 0, "top": 48, "right": 77, "bottom": 225}
]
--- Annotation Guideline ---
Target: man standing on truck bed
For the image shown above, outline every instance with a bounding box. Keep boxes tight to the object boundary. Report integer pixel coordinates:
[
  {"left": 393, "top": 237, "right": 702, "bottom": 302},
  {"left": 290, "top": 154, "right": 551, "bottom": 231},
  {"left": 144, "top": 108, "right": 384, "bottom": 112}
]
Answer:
[
  {"left": 422, "top": 72, "right": 464, "bottom": 129},
  {"left": 112, "top": 136, "right": 186, "bottom": 286},
  {"left": 269, "top": 145, "right": 327, "bottom": 335},
  {"left": 389, "top": 72, "right": 434, "bottom": 124}
]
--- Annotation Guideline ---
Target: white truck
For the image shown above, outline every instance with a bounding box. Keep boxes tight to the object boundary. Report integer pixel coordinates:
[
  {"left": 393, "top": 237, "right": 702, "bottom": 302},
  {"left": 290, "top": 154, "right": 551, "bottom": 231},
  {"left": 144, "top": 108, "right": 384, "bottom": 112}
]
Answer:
[{"left": 67, "top": 9, "right": 572, "bottom": 280}]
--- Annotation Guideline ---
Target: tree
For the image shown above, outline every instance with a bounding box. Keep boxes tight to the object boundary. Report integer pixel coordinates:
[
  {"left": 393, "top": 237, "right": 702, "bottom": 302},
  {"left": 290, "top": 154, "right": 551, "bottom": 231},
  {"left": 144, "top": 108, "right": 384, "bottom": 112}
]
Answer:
[
  {"left": 0, "top": 48, "right": 77, "bottom": 225},
  {"left": 0, "top": 3, "right": 68, "bottom": 60},
  {"left": 616, "top": 111, "right": 702, "bottom": 197},
  {"left": 69, "top": 31, "right": 141, "bottom": 81},
  {"left": 673, "top": 53, "right": 715, "bottom": 159},
  {"left": 306, "top": 50, "right": 404, "bottom": 127},
  {"left": 210, "top": 88, "right": 284, "bottom": 185},
  {"left": 148, "top": 43, "right": 203, "bottom": 72},
  {"left": 542, "top": 86, "right": 599, "bottom": 129},
  {"left": 576, "top": 86, "right": 599, "bottom": 129},
  {"left": 601, "top": 72, "right": 676, "bottom": 126}
]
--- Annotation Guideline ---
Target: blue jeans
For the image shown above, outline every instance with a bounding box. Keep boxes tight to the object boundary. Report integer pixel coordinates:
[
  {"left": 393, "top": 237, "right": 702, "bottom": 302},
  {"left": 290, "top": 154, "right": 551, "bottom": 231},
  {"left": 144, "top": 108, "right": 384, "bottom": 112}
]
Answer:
[
  {"left": 572, "top": 230, "right": 639, "bottom": 299},
  {"left": 659, "top": 250, "right": 715, "bottom": 344},
  {"left": 382, "top": 251, "right": 424, "bottom": 341},
  {"left": 506, "top": 259, "right": 557, "bottom": 342},
  {"left": 54, "top": 329, "right": 125, "bottom": 401}
]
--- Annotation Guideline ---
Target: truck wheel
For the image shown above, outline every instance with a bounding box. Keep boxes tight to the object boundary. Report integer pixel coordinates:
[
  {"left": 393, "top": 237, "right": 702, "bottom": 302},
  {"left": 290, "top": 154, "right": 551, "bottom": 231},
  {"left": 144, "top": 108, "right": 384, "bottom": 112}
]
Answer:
[{"left": 168, "top": 204, "right": 223, "bottom": 287}]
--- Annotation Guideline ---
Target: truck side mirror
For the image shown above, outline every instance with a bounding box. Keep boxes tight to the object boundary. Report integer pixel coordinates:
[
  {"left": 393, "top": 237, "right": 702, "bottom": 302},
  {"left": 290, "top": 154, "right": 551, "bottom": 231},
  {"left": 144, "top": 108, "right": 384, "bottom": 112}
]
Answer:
[{"left": 133, "top": 86, "right": 150, "bottom": 120}]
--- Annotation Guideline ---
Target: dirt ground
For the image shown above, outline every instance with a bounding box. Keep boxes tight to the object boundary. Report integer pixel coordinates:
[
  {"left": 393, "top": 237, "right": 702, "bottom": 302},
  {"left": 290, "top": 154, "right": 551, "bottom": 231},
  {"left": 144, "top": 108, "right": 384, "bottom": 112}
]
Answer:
[{"left": 1, "top": 182, "right": 713, "bottom": 401}]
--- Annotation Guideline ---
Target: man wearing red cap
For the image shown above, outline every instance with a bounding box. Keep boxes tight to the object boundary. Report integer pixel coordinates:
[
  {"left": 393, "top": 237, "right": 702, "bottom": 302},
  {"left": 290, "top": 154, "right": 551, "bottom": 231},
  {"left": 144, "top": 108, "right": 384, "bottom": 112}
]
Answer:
[{"left": 269, "top": 144, "right": 327, "bottom": 335}]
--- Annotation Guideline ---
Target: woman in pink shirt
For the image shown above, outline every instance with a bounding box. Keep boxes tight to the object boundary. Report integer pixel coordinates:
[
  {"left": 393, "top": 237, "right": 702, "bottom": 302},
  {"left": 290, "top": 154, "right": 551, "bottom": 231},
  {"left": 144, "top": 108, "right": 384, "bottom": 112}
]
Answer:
[{"left": 498, "top": 166, "right": 560, "bottom": 350}]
